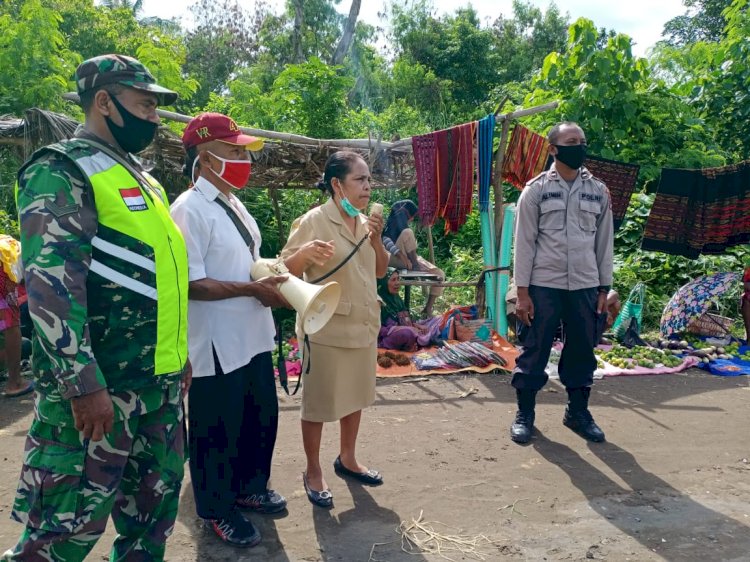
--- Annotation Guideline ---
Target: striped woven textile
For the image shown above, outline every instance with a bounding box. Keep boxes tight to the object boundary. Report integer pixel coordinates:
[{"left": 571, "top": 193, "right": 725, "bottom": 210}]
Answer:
[
  {"left": 501, "top": 124, "right": 549, "bottom": 189},
  {"left": 584, "top": 155, "right": 640, "bottom": 231},
  {"left": 412, "top": 132, "right": 439, "bottom": 226},
  {"left": 441, "top": 122, "right": 477, "bottom": 233},
  {"left": 477, "top": 114, "right": 495, "bottom": 211},
  {"left": 642, "top": 161, "right": 750, "bottom": 258},
  {"left": 412, "top": 122, "right": 477, "bottom": 232}
]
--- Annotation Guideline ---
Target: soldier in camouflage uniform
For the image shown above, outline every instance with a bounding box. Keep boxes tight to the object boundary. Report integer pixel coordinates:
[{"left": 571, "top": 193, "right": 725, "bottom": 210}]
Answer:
[{"left": 3, "top": 54, "right": 190, "bottom": 562}]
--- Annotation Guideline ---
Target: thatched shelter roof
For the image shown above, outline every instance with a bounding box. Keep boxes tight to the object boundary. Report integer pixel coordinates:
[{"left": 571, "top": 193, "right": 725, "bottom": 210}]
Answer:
[{"left": 0, "top": 108, "right": 416, "bottom": 195}]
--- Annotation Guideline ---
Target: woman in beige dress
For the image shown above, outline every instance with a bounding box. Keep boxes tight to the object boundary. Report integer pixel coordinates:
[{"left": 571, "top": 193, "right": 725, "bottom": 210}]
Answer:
[{"left": 281, "top": 151, "right": 389, "bottom": 508}]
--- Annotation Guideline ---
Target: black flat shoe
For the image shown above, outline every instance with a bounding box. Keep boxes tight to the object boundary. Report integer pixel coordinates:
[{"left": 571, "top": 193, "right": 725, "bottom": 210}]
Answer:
[
  {"left": 333, "top": 456, "right": 384, "bottom": 486},
  {"left": 302, "top": 472, "right": 333, "bottom": 508}
]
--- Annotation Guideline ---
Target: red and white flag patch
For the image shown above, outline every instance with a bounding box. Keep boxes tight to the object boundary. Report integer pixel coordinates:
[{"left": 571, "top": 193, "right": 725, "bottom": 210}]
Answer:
[{"left": 119, "top": 188, "right": 147, "bottom": 211}]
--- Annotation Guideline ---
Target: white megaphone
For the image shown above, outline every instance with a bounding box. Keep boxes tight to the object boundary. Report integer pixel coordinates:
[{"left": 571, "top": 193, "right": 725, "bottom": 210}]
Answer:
[{"left": 250, "top": 258, "right": 341, "bottom": 335}]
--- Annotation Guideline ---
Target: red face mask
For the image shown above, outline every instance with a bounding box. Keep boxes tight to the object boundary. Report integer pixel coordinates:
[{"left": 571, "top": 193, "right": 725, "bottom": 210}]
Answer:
[{"left": 207, "top": 151, "right": 252, "bottom": 189}]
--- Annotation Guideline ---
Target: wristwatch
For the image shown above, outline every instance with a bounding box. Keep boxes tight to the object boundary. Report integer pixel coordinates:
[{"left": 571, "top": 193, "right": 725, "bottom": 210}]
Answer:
[{"left": 597, "top": 285, "right": 610, "bottom": 294}]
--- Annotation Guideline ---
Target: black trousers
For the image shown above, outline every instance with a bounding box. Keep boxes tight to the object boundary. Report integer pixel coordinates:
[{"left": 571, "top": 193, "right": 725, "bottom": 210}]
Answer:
[
  {"left": 188, "top": 351, "right": 279, "bottom": 519},
  {"left": 511, "top": 286, "right": 604, "bottom": 392}
]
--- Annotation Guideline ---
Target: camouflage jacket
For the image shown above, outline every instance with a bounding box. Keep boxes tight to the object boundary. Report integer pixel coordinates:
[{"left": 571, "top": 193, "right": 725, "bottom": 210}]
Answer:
[{"left": 17, "top": 128, "right": 183, "bottom": 426}]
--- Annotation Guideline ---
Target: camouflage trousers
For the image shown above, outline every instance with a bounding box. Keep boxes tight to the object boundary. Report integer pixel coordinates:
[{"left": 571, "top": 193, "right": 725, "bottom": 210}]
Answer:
[{"left": 2, "top": 392, "right": 184, "bottom": 562}]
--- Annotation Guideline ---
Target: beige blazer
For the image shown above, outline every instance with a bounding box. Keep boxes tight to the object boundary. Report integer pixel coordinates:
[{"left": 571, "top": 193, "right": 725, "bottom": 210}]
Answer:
[{"left": 280, "top": 198, "right": 381, "bottom": 348}]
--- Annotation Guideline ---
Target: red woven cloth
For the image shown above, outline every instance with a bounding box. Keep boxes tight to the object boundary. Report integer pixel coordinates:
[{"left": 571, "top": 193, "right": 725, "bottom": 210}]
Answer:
[
  {"left": 412, "top": 122, "right": 477, "bottom": 232},
  {"left": 440, "top": 122, "right": 476, "bottom": 233},
  {"left": 642, "top": 160, "right": 750, "bottom": 258},
  {"left": 583, "top": 155, "right": 640, "bottom": 231},
  {"left": 412, "top": 133, "right": 439, "bottom": 226},
  {"left": 501, "top": 124, "right": 549, "bottom": 189}
]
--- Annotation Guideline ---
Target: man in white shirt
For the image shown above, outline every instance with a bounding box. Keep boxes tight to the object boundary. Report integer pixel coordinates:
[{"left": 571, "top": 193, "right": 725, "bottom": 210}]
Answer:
[{"left": 171, "top": 113, "right": 289, "bottom": 548}]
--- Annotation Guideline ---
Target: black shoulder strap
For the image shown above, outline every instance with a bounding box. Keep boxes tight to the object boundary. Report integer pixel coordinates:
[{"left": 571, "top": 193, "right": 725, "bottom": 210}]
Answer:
[{"left": 213, "top": 197, "right": 255, "bottom": 255}]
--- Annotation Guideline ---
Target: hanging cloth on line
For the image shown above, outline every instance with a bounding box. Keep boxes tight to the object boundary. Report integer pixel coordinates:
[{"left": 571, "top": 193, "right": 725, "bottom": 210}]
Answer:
[
  {"left": 500, "top": 124, "right": 549, "bottom": 189},
  {"left": 411, "top": 121, "right": 477, "bottom": 232},
  {"left": 440, "top": 121, "right": 476, "bottom": 233},
  {"left": 641, "top": 160, "right": 750, "bottom": 258},
  {"left": 582, "top": 155, "right": 640, "bottom": 231},
  {"left": 412, "top": 133, "right": 439, "bottom": 226},
  {"left": 477, "top": 114, "right": 495, "bottom": 212}
]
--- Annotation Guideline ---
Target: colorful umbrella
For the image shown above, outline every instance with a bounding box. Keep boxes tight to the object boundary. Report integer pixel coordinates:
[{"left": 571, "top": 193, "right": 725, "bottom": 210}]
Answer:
[{"left": 660, "top": 272, "right": 741, "bottom": 336}]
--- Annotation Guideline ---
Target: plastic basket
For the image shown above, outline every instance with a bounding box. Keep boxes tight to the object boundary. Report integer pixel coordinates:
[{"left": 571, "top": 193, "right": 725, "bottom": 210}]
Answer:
[
  {"left": 687, "top": 313, "right": 733, "bottom": 337},
  {"left": 612, "top": 283, "right": 645, "bottom": 342}
]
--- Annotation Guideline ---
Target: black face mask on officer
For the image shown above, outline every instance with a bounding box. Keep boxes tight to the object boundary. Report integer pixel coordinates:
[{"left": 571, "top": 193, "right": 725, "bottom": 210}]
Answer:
[
  {"left": 105, "top": 95, "right": 158, "bottom": 154},
  {"left": 553, "top": 143, "right": 587, "bottom": 170}
]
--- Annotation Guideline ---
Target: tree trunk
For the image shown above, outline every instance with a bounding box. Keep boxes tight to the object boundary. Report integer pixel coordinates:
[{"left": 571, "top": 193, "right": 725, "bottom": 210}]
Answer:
[
  {"left": 331, "top": 0, "right": 361, "bottom": 65},
  {"left": 291, "top": 0, "right": 305, "bottom": 63}
]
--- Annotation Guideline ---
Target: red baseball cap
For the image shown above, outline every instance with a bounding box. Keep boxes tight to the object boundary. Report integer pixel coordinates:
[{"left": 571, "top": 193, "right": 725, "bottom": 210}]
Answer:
[{"left": 182, "top": 113, "right": 264, "bottom": 151}]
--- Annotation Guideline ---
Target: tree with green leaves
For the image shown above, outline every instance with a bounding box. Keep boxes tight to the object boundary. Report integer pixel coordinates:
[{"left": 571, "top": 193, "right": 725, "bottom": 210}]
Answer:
[
  {"left": 663, "top": 0, "right": 733, "bottom": 45},
  {"left": 0, "top": 0, "right": 78, "bottom": 115},
  {"left": 391, "top": 4, "right": 500, "bottom": 115},
  {"left": 102, "top": 0, "right": 144, "bottom": 17},
  {"left": 183, "top": 0, "right": 268, "bottom": 110},
  {"left": 492, "top": 0, "right": 569, "bottom": 84},
  {"left": 524, "top": 18, "right": 723, "bottom": 176}
]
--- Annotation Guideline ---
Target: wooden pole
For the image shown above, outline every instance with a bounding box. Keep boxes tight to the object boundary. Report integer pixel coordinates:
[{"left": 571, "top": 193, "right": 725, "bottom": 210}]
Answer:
[
  {"left": 61, "top": 93, "right": 411, "bottom": 152},
  {"left": 496, "top": 101, "right": 559, "bottom": 123},
  {"left": 269, "top": 188, "right": 285, "bottom": 246},
  {"left": 426, "top": 225, "right": 435, "bottom": 264},
  {"left": 62, "top": 93, "right": 558, "bottom": 153}
]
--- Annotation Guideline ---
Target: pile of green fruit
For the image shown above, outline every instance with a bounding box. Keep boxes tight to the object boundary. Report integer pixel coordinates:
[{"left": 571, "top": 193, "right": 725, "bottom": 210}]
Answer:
[
  {"left": 597, "top": 344, "right": 684, "bottom": 369},
  {"left": 724, "top": 341, "right": 741, "bottom": 356}
]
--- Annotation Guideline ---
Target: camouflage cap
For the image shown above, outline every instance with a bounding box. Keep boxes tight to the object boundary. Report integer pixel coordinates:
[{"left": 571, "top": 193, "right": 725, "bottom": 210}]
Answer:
[{"left": 75, "top": 54, "right": 178, "bottom": 106}]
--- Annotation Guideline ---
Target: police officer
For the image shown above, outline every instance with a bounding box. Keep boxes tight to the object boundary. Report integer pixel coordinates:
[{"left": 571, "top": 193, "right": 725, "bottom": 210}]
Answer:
[
  {"left": 4, "top": 54, "right": 190, "bottom": 561},
  {"left": 510, "top": 121, "right": 614, "bottom": 444}
]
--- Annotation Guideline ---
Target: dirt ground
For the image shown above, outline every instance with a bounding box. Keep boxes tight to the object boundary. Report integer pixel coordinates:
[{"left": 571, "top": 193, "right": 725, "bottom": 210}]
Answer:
[{"left": 0, "top": 368, "right": 749, "bottom": 562}]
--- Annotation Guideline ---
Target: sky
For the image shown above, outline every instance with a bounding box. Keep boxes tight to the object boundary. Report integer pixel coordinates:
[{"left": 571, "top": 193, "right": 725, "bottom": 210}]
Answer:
[{"left": 140, "top": 0, "right": 688, "bottom": 57}]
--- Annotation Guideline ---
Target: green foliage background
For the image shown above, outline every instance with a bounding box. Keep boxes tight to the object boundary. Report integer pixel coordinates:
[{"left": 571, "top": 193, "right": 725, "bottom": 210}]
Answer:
[{"left": 1, "top": 0, "right": 749, "bottom": 330}]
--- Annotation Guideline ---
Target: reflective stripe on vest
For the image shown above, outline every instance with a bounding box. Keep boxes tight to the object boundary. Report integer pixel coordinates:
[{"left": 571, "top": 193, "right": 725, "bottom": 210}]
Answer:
[{"left": 73, "top": 150, "right": 188, "bottom": 376}]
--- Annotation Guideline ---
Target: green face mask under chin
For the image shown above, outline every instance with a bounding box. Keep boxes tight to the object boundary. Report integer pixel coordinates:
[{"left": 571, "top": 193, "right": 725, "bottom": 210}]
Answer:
[{"left": 339, "top": 195, "right": 361, "bottom": 217}]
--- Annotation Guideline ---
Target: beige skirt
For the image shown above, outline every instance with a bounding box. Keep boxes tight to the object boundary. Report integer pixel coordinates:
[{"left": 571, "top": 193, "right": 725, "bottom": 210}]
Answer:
[{"left": 300, "top": 341, "right": 377, "bottom": 422}]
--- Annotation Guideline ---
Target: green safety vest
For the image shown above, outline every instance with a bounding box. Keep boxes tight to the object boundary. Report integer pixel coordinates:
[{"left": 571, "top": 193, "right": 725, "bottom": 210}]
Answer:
[{"left": 44, "top": 140, "right": 188, "bottom": 388}]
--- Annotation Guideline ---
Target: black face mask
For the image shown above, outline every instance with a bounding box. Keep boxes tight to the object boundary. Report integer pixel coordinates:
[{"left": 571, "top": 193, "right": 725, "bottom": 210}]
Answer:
[
  {"left": 553, "top": 143, "right": 587, "bottom": 170},
  {"left": 105, "top": 95, "right": 158, "bottom": 154}
]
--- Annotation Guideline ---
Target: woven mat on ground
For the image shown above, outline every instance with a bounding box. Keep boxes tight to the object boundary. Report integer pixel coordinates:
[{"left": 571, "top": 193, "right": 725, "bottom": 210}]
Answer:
[{"left": 376, "top": 335, "right": 518, "bottom": 378}]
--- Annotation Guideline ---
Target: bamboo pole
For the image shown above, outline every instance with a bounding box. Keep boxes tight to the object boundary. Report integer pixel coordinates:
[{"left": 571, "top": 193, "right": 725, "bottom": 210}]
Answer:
[
  {"left": 62, "top": 93, "right": 411, "bottom": 152},
  {"left": 387, "top": 100, "right": 560, "bottom": 149},
  {"left": 62, "top": 93, "right": 558, "bottom": 154},
  {"left": 496, "top": 101, "right": 559, "bottom": 123}
]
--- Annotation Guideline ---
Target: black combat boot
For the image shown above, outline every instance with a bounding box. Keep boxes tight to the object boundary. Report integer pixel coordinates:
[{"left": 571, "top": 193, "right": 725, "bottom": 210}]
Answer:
[
  {"left": 510, "top": 389, "right": 537, "bottom": 444},
  {"left": 563, "top": 387, "right": 605, "bottom": 442}
]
